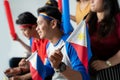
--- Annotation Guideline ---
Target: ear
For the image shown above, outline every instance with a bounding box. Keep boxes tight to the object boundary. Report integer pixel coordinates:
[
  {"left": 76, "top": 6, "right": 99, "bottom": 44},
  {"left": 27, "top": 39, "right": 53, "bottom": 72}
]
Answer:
[{"left": 50, "top": 20, "right": 57, "bottom": 29}]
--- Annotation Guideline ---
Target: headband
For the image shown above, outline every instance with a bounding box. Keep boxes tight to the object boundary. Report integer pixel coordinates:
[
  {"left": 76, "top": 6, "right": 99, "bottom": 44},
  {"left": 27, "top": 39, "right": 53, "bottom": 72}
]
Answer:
[
  {"left": 19, "top": 24, "right": 35, "bottom": 29},
  {"left": 39, "top": 13, "right": 54, "bottom": 21}
]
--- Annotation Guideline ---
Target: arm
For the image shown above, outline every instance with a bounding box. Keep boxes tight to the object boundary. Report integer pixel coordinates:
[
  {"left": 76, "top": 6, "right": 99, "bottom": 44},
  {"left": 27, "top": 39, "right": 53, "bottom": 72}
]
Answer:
[
  {"left": 49, "top": 43, "right": 89, "bottom": 80},
  {"left": 5, "top": 67, "right": 22, "bottom": 77},
  {"left": 106, "top": 50, "right": 120, "bottom": 67},
  {"left": 61, "top": 66, "right": 83, "bottom": 80},
  {"left": 9, "top": 73, "right": 32, "bottom": 80},
  {"left": 15, "top": 34, "right": 31, "bottom": 53},
  {"left": 70, "top": 15, "right": 76, "bottom": 22},
  {"left": 5, "top": 59, "right": 30, "bottom": 77},
  {"left": 92, "top": 50, "right": 120, "bottom": 71}
]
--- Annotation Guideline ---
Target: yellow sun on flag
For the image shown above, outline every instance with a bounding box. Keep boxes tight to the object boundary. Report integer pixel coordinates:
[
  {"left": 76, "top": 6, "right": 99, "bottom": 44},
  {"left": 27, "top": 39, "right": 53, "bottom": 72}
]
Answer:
[{"left": 77, "top": 33, "right": 85, "bottom": 41}]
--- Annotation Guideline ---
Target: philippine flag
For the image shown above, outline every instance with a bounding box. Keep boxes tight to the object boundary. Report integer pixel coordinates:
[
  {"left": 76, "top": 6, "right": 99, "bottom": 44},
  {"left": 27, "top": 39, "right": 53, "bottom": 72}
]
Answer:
[
  {"left": 27, "top": 51, "right": 45, "bottom": 80},
  {"left": 67, "top": 20, "right": 92, "bottom": 71}
]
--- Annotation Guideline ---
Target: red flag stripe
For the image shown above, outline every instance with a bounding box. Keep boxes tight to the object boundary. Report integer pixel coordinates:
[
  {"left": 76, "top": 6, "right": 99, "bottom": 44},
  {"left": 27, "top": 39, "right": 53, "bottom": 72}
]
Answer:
[{"left": 71, "top": 43, "right": 88, "bottom": 71}]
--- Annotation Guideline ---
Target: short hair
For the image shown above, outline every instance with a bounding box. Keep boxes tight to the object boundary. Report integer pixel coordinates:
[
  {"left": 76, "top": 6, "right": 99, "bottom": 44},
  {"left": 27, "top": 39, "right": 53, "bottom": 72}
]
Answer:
[
  {"left": 16, "top": 12, "right": 37, "bottom": 25},
  {"left": 37, "top": 6, "right": 61, "bottom": 23}
]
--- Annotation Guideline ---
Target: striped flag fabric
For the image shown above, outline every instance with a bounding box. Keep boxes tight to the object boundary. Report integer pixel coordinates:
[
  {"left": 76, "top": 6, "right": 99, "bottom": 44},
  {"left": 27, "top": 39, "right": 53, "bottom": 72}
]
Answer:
[
  {"left": 67, "top": 20, "right": 92, "bottom": 71},
  {"left": 27, "top": 51, "right": 45, "bottom": 80}
]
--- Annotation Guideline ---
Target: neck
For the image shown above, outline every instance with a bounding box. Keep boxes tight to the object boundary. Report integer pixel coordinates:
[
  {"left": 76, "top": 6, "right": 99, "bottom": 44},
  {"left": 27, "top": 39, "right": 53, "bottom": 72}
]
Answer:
[
  {"left": 49, "top": 30, "right": 63, "bottom": 45},
  {"left": 97, "top": 12, "right": 104, "bottom": 22},
  {"left": 34, "top": 32, "right": 40, "bottom": 39}
]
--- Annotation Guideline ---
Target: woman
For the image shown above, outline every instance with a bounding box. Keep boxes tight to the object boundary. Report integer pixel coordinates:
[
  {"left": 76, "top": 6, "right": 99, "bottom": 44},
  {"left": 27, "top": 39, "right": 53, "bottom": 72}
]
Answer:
[{"left": 87, "top": 0, "right": 120, "bottom": 80}]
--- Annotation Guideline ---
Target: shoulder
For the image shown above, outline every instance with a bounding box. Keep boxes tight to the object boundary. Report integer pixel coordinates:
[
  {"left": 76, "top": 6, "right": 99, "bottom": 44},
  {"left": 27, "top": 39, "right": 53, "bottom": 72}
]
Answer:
[{"left": 61, "top": 34, "right": 70, "bottom": 42}]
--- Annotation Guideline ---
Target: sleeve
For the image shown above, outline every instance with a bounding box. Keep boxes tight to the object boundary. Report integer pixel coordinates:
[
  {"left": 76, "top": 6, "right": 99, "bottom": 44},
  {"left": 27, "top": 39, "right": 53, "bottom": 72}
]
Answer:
[
  {"left": 65, "top": 42, "right": 90, "bottom": 80},
  {"left": 31, "top": 38, "right": 37, "bottom": 52},
  {"left": 29, "top": 38, "right": 33, "bottom": 47},
  {"left": 36, "top": 56, "right": 54, "bottom": 80}
]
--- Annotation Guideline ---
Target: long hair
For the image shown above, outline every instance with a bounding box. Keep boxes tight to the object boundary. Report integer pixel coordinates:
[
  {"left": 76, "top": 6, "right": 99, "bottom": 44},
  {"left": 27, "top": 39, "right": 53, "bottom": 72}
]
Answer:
[{"left": 88, "top": 0, "right": 120, "bottom": 38}]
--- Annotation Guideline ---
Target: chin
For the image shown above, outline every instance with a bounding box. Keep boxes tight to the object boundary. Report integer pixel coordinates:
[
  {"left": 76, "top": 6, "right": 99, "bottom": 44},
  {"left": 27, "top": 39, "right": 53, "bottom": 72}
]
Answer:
[{"left": 39, "top": 36, "right": 44, "bottom": 39}]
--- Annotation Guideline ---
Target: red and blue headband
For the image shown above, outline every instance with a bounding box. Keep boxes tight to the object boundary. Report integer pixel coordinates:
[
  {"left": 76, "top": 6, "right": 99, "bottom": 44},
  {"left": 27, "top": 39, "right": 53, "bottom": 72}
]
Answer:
[{"left": 19, "top": 24, "right": 36, "bottom": 29}]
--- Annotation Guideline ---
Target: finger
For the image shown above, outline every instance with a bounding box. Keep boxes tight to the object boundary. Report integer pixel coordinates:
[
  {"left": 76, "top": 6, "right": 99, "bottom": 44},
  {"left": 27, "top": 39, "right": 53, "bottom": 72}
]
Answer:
[
  {"left": 49, "top": 55, "right": 57, "bottom": 63},
  {"left": 53, "top": 50, "right": 63, "bottom": 58}
]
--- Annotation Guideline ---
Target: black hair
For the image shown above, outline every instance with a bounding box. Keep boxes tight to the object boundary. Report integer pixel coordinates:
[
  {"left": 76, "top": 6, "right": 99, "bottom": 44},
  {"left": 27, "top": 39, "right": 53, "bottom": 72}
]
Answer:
[
  {"left": 45, "top": 0, "right": 58, "bottom": 8},
  {"left": 88, "top": 0, "right": 120, "bottom": 38},
  {"left": 37, "top": 6, "right": 61, "bottom": 27},
  {"left": 16, "top": 12, "right": 37, "bottom": 25}
]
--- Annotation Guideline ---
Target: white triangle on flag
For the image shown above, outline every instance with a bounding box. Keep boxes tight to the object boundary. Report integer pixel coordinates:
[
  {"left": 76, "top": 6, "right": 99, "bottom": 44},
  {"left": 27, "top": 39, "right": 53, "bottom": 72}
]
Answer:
[{"left": 67, "top": 20, "right": 87, "bottom": 47}]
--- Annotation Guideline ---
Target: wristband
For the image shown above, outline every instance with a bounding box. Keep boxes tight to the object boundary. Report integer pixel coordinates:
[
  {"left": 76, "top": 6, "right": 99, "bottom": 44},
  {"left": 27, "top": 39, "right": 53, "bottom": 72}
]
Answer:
[{"left": 106, "top": 60, "right": 112, "bottom": 67}]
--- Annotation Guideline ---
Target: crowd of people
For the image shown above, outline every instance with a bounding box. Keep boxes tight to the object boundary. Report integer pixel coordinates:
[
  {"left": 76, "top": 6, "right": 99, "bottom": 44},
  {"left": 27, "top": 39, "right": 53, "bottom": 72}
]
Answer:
[{"left": 4, "top": 0, "right": 120, "bottom": 80}]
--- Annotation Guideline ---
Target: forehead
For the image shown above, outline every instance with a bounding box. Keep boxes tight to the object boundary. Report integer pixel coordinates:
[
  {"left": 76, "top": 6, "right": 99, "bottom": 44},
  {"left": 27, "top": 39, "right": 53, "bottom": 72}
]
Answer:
[{"left": 37, "top": 16, "right": 45, "bottom": 23}]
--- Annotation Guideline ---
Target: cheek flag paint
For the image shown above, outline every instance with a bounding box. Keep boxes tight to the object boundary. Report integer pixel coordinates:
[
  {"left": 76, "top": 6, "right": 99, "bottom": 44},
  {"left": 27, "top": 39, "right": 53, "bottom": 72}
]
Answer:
[{"left": 4, "top": 0, "right": 17, "bottom": 40}]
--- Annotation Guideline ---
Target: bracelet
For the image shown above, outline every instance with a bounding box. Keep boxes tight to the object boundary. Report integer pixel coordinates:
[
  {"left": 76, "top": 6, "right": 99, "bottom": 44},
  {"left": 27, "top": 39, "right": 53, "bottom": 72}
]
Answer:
[{"left": 106, "top": 60, "right": 112, "bottom": 67}]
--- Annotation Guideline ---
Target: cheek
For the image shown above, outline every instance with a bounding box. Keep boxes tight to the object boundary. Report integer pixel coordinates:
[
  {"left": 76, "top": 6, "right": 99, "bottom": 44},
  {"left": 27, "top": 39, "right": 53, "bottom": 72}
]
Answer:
[{"left": 25, "top": 31, "right": 31, "bottom": 37}]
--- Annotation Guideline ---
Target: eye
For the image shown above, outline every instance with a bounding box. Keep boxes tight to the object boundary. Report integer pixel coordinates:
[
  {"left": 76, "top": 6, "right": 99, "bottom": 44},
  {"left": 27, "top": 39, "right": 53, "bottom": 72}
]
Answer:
[{"left": 38, "top": 22, "right": 43, "bottom": 26}]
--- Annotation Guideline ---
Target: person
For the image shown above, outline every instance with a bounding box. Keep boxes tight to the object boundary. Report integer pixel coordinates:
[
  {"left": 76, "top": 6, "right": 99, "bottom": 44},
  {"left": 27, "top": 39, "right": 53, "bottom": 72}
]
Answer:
[
  {"left": 36, "top": 5, "right": 90, "bottom": 80},
  {"left": 5, "top": 12, "right": 48, "bottom": 80},
  {"left": 70, "top": 0, "right": 90, "bottom": 25},
  {"left": 87, "top": 0, "right": 120, "bottom": 80}
]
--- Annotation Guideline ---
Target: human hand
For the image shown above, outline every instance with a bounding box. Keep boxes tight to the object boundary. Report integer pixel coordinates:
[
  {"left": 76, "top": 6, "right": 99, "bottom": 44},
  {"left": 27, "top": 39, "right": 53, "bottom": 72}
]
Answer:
[
  {"left": 12, "top": 33, "right": 19, "bottom": 41},
  {"left": 49, "top": 49, "right": 63, "bottom": 69},
  {"left": 18, "top": 59, "right": 30, "bottom": 72},
  {"left": 4, "top": 67, "right": 21, "bottom": 77},
  {"left": 9, "top": 75, "right": 26, "bottom": 80},
  {"left": 18, "top": 59, "right": 27, "bottom": 67},
  {"left": 91, "top": 60, "right": 108, "bottom": 71}
]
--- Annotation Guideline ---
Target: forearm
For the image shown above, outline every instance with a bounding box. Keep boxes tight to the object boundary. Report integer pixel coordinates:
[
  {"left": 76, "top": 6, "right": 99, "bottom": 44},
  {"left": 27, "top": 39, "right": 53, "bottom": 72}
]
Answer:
[
  {"left": 107, "top": 50, "right": 120, "bottom": 66},
  {"left": 21, "top": 73, "right": 32, "bottom": 80},
  {"left": 61, "top": 66, "right": 82, "bottom": 80},
  {"left": 18, "top": 38, "right": 31, "bottom": 52},
  {"left": 70, "top": 15, "right": 76, "bottom": 22}
]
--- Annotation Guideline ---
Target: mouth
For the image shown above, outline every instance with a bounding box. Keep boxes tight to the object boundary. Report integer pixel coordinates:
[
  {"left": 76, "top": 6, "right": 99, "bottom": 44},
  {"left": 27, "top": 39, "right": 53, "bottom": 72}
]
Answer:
[{"left": 37, "top": 31, "right": 42, "bottom": 36}]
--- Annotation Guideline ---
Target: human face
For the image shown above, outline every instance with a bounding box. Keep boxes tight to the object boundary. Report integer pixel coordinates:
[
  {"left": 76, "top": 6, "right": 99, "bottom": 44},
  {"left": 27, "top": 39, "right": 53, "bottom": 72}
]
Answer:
[
  {"left": 20, "top": 24, "right": 36, "bottom": 39},
  {"left": 90, "top": 0, "right": 104, "bottom": 12},
  {"left": 36, "top": 16, "right": 51, "bottom": 39}
]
